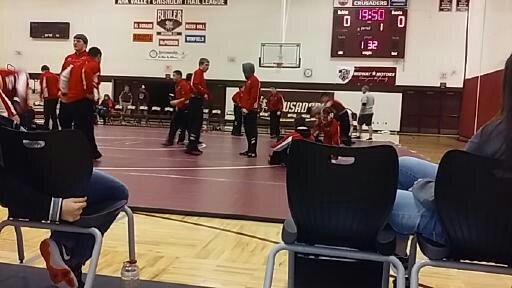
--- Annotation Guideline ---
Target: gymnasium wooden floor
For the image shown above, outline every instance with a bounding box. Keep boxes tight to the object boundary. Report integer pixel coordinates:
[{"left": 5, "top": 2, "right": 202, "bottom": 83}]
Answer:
[{"left": 2, "top": 131, "right": 512, "bottom": 288}]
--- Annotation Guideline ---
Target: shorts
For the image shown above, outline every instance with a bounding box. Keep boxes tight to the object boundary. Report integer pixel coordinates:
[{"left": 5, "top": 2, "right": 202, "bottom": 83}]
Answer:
[{"left": 357, "top": 113, "right": 373, "bottom": 126}]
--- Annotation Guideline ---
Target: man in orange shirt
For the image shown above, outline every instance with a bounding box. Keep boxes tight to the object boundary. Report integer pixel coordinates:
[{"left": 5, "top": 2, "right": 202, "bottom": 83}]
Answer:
[
  {"left": 231, "top": 85, "right": 243, "bottom": 136},
  {"left": 39, "top": 65, "right": 60, "bottom": 130},
  {"left": 164, "top": 70, "right": 191, "bottom": 146},
  {"left": 239, "top": 62, "right": 260, "bottom": 158},
  {"left": 186, "top": 58, "right": 211, "bottom": 155},
  {"left": 59, "top": 42, "right": 102, "bottom": 160}
]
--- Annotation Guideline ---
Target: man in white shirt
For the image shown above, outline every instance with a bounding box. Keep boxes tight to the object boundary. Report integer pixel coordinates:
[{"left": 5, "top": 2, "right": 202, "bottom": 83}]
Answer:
[{"left": 355, "top": 85, "right": 375, "bottom": 140}]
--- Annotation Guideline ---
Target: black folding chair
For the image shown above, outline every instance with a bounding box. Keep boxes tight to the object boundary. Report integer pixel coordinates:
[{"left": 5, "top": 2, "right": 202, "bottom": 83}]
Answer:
[
  {"left": 411, "top": 150, "right": 512, "bottom": 287},
  {"left": 263, "top": 140, "right": 406, "bottom": 288},
  {"left": 0, "top": 126, "right": 136, "bottom": 288}
]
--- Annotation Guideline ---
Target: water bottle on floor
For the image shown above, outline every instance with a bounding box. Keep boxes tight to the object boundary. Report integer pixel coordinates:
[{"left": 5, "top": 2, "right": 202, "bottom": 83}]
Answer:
[{"left": 121, "top": 260, "right": 140, "bottom": 288}]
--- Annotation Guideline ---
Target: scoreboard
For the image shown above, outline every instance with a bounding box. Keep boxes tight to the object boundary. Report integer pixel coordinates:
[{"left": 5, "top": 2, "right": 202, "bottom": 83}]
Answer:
[{"left": 331, "top": 7, "right": 408, "bottom": 58}]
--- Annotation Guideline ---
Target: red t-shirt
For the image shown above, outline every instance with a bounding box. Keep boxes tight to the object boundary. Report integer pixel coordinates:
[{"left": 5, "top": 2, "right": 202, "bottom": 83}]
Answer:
[
  {"left": 327, "top": 99, "right": 346, "bottom": 114},
  {"left": 39, "top": 71, "right": 60, "bottom": 100},
  {"left": 240, "top": 75, "right": 260, "bottom": 111}
]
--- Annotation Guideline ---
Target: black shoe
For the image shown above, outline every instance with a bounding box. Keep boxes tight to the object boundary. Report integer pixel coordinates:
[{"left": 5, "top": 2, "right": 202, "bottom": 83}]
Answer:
[
  {"left": 247, "top": 153, "right": 257, "bottom": 158},
  {"left": 185, "top": 149, "right": 203, "bottom": 156},
  {"left": 239, "top": 151, "right": 249, "bottom": 156},
  {"left": 353, "top": 135, "right": 361, "bottom": 139},
  {"left": 93, "top": 150, "right": 102, "bottom": 160},
  {"left": 162, "top": 141, "right": 173, "bottom": 147},
  {"left": 367, "top": 137, "right": 373, "bottom": 141},
  {"left": 177, "top": 141, "right": 185, "bottom": 145}
]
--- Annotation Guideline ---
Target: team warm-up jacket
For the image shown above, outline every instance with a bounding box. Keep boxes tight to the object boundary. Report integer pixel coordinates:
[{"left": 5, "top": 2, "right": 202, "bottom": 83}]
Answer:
[
  {"left": 271, "top": 130, "right": 314, "bottom": 152},
  {"left": 191, "top": 68, "right": 209, "bottom": 99},
  {"left": 232, "top": 91, "right": 242, "bottom": 106},
  {"left": 61, "top": 55, "right": 101, "bottom": 103},
  {"left": 267, "top": 92, "right": 284, "bottom": 112},
  {"left": 240, "top": 74, "right": 260, "bottom": 111},
  {"left": 39, "top": 71, "right": 60, "bottom": 100},
  {"left": 175, "top": 79, "right": 192, "bottom": 109}
]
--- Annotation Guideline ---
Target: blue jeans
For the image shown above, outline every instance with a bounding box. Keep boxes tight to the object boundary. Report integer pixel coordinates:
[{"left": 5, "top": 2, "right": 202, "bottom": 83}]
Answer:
[
  {"left": 51, "top": 169, "right": 129, "bottom": 267},
  {"left": 389, "top": 157, "right": 447, "bottom": 244}
]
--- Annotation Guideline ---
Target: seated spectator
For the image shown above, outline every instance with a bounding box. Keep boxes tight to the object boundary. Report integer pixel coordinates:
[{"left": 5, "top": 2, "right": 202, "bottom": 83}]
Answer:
[
  {"left": 0, "top": 115, "right": 129, "bottom": 288},
  {"left": 97, "top": 94, "right": 113, "bottom": 125},
  {"left": 390, "top": 53, "right": 512, "bottom": 256},
  {"left": 269, "top": 116, "right": 313, "bottom": 165}
]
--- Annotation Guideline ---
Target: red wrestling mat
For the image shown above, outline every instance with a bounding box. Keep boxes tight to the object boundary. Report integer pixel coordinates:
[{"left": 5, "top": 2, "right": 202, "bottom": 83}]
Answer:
[{"left": 94, "top": 126, "right": 422, "bottom": 222}]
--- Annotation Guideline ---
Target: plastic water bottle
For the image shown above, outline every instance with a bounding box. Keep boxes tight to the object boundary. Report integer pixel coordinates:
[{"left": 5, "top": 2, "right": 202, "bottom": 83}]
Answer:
[{"left": 121, "top": 260, "right": 140, "bottom": 288}]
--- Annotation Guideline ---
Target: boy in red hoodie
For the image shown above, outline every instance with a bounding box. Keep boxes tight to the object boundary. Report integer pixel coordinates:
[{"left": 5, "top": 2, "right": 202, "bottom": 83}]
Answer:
[
  {"left": 239, "top": 62, "right": 260, "bottom": 158},
  {"left": 267, "top": 87, "right": 284, "bottom": 139},
  {"left": 39, "top": 65, "right": 60, "bottom": 130},
  {"left": 314, "top": 107, "right": 340, "bottom": 146}
]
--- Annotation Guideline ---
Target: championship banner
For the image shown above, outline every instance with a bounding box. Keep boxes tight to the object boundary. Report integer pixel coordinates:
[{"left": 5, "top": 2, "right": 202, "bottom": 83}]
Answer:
[
  {"left": 337, "top": 66, "right": 396, "bottom": 88},
  {"left": 439, "top": 0, "right": 453, "bottom": 12},
  {"left": 258, "top": 90, "right": 333, "bottom": 122},
  {"left": 115, "top": 0, "right": 228, "bottom": 6}
]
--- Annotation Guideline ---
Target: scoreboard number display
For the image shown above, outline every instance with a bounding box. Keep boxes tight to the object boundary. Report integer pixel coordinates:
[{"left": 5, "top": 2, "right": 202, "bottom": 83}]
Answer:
[{"left": 331, "top": 7, "right": 408, "bottom": 58}]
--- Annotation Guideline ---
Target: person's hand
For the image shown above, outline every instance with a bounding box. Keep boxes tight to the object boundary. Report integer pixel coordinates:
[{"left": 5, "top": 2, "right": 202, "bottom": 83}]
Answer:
[
  {"left": 204, "top": 94, "right": 209, "bottom": 101},
  {"left": 11, "top": 115, "right": 20, "bottom": 124},
  {"left": 277, "top": 111, "right": 281, "bottom": 116},
  {"left": 61, "top": 198, "right": 87, "bottom": 222},
  {"left": 242, "top": 108, "right": 248, "bottom": 115}
]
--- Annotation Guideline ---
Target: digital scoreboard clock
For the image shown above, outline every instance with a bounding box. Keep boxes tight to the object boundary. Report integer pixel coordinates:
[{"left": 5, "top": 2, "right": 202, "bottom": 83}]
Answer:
[{"left": 331, "top": 8, "right": 408, "bottom": 58}]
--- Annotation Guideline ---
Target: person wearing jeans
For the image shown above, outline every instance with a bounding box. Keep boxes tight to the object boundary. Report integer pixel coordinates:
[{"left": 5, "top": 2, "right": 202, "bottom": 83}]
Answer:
[{"left": 389, "top": 157, "right": 447, "bottom": 245}]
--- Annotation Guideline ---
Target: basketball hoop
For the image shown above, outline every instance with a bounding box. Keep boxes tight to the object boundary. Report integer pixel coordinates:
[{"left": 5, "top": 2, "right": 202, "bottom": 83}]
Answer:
[{"left": 273, "top": 62, "right": 284, "bottom": 69}]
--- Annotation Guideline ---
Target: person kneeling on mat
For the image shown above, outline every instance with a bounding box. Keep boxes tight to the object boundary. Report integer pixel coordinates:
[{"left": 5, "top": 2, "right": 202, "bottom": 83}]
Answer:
[
  {"left": 313, "top": 107, "right": 340, "bottom": 146},
  {"left": 269, "top": 116, "right": 314, "bottom": 165},
  {"left": 239, "top": 62, "right": 260, "bottom": 158}
]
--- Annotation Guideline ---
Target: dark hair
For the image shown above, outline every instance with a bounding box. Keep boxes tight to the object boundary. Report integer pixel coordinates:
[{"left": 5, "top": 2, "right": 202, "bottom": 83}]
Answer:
[
  {"left": 41, "top": 65, "right": 50, "bottom": 72},
  {"left": 199, "top": 58, "right": 210, "bottom": 66},
  {"left": 73, "top": 34, "right": 88, "bottom": 46},
  {"left": 320, "top": 93, "right": 332, "bottom": 99},
  {"left": 88, "top": 47, "right": 102, "bottom": 58},
  {"left": 185, "top": 73, "right": 193, "bottom": 81},
  {"left": 173, "top": 70, "right": 183, "bottom": 77},
  {"left": 238, "top": 85, "right": 244, "bottom": 89}
]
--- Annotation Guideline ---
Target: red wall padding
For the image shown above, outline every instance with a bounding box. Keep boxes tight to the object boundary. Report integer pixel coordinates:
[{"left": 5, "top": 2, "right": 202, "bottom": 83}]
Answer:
[{"left": 459, "top": 69, "right": 503, "bottom": 139}]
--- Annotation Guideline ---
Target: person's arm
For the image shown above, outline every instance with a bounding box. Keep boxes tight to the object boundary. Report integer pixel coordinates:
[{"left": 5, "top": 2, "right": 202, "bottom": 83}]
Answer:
[
  {"left": 39, "top": 75, "right": 46, "bottom": 101},
  {"left": 332, "top": 122, "right": 340, "bottom": 146},
  {"left": 0, "top": 169, "right": 88, "bottom": 222},
  {"left": 83, "top": 62, "right": 100, "bottom": 100},
  {"left": 232, "top": 92, "right": 239, "bottom": 104},
  {"left": 278, "top": 94, "right": 284, "bottom": 114},
  {"left": 247, "top": 79, "right": 260, "bottom": 110},
  {"left": 361, "top": 95, "right": 367, "bottom": 107},
  {"left": 0, "top": 90, "right": 18, "bottom": 122}
]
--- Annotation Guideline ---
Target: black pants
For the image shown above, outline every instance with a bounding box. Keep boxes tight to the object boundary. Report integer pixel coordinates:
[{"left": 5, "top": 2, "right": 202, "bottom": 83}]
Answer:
[
  {"left": 59, "top": 99, "right": 100, "bottom": 157},
  {"left": 43, "top": 98, "right": 59, "bottom": 130},
  {"left": 334, "top": 110, "right": 352, "bottom": 146},
  {"left": 186, "top": 97, "right": 204, "bottom": 151},
  {"left": 168, "top": 108, "right": 187, "bottom": 144},
  {"left": 269, "top": 111, "right": 281, "bottom": 137},
  {"left": 243, "top": 111, "right": 258, "bottom": 154},
  {"left": 232, "top": 105, "right": 243, "bottom": 135}
]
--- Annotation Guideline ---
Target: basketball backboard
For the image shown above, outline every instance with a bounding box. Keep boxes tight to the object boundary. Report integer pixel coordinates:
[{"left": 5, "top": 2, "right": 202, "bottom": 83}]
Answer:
[{"left": 259, "top": 43, "right": 301, "bottom": 68}]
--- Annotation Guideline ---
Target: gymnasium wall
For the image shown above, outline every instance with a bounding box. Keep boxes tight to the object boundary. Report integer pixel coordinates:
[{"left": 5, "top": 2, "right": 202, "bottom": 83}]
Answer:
[
  {"left": 459, "top": 0, "right": 512, "bottom": 138},
  {"left": 0, "top": 0, "right": 468, "bottom": 88}
]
